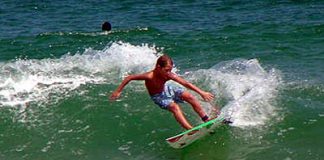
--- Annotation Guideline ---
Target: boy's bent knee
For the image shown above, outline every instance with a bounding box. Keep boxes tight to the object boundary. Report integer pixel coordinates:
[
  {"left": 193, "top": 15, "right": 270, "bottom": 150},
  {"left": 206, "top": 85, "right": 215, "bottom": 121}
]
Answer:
[
  {"left": 181, "top": 91, "right": 196, "bottom": 102},
  {"left": 168, "top": 103, "right": 180, "bottom": 113}
]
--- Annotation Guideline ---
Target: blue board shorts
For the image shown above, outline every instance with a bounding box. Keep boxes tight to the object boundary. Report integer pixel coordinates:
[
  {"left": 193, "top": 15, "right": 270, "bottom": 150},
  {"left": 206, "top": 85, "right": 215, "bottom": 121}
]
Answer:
[{"left": 150, "top": 85, "right": 185, "bottom": 110}]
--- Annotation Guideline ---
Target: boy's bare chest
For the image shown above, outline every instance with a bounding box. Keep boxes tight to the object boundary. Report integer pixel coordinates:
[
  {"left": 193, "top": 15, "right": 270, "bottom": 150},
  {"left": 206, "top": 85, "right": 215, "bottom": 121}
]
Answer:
[{"left": 145, "top": 77, "right": 169, "bottom": 95}]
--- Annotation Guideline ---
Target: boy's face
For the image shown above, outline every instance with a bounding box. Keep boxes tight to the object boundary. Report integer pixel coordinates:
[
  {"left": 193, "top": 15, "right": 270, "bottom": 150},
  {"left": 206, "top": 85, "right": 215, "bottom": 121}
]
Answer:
[{"left": 158, "top": 63, "right": 173, "bottom": 77}]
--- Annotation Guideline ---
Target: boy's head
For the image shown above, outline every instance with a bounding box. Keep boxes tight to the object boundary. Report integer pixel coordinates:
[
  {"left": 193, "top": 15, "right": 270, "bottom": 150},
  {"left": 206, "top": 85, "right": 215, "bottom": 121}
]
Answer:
[
  {"left": 155, "top": 54, "right": 173, "bottom": 75},
  {"left": 156, "top": 54, "right": 173, "bottom": 68}
]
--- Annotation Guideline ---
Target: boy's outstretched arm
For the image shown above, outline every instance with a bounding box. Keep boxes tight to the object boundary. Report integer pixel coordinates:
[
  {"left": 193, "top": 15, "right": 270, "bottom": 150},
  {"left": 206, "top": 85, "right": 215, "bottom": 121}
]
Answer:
[
  {"left": 169, "top": 73, "right": 214, "bottom": 101},
  {"left": 110, "top": 73, "right": 149, "bottom": 101}
]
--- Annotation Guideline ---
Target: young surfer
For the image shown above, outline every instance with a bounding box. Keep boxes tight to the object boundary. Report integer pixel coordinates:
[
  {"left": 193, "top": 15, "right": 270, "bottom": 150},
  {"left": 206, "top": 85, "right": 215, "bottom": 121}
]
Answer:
[{"left": 110, "top": 54, "right": 216, "bottom": 130}]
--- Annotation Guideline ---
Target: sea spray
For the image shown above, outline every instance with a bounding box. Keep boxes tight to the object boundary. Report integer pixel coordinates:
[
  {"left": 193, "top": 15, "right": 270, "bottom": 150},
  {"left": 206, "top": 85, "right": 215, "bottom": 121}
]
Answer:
[
  {"left": 0, "top": 42, "right": 159, "bottom": 108},
  {"left": 0, "top": 41, "right": 281, "bottom": 129},
  {"left": 185, "top": 59, "right": 282, "bottom": 128}
]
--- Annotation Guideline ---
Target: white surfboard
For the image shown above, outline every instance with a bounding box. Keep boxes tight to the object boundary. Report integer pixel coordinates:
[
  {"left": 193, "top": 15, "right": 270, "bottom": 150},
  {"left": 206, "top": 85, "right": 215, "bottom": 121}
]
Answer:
[{"left": 166, "top": 114, "right": 227, "bottom": 149}]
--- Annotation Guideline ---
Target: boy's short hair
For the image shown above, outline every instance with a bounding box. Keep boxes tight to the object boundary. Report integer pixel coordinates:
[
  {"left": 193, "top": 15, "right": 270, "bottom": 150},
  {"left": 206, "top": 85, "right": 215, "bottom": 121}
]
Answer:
[{"left": 156, "top": 54, "right": 173, "bottom": 67}]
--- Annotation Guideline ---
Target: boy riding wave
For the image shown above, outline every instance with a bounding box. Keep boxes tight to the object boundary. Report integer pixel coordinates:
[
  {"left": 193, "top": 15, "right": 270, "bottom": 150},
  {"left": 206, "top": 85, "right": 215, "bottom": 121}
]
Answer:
[{"left": 110, "top": 54, "right": 216, "bottom": 130}]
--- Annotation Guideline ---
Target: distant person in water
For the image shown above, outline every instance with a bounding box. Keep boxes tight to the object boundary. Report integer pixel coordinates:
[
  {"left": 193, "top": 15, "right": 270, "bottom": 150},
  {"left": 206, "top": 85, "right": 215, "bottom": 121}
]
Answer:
[
  {"left": 110, "top": 54, "right": 216, "bottom": 130},
  {"left": 102, "top": 21, "right": 111, "bottom": 31}
]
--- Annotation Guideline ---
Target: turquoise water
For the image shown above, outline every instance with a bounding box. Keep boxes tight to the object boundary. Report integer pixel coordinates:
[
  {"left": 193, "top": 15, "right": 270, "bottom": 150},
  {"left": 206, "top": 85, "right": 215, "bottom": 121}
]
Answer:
[{"left": 0, "top": 1, "right": 323, "bottom": 159}]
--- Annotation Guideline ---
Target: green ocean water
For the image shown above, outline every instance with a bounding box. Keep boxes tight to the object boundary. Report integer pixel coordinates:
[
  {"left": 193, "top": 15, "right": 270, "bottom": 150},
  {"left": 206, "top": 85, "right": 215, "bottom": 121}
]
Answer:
[{"left": 0, "top": 1, "right": 324, "bottom": 159}]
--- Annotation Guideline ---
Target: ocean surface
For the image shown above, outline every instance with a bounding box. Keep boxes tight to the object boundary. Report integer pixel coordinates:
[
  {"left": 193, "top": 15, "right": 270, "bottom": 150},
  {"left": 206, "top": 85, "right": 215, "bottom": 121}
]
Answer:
[{"left": 0, "top": 1, "right": 323, "bottom": 159}]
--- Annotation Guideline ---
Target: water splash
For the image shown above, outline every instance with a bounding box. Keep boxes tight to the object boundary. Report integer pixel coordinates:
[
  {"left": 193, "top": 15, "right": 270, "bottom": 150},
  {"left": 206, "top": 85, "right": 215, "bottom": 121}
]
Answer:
[
  {"left": 0, "top": 41, "right": 159, "bottom": 108},
  {"left": 186, "top": 59, "right": 282, "bottom": 128}
]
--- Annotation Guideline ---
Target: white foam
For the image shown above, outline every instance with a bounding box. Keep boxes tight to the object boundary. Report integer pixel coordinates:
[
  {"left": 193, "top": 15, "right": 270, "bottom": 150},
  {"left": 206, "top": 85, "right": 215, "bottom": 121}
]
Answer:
[
  {"left": 0, "top": 41, "right": 159, "bottom": 108},
  {"left": 186, "top": 59, "right": 281, "bottom": 128}
]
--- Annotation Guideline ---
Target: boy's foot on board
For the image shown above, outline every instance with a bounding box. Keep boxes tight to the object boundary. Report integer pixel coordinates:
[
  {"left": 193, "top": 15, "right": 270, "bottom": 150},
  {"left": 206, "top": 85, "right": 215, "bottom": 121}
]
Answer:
[{"left": 202, "top": 108, "right": 220, "bottom": 123}]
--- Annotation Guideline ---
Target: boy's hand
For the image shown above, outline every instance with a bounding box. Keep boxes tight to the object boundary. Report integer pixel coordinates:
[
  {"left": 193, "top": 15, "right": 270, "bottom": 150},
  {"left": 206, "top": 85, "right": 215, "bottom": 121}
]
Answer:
[
  {"left": 110, "top": 91, "right": 121, "bottom": 101},
  {"left": 201, "top": 91, "right": 214, "bottom": 102}
]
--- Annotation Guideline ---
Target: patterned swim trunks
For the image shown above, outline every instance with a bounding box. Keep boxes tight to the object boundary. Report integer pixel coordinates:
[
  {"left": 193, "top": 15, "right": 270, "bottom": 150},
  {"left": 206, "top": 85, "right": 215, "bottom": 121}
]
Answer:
[{"left": 150, "top": 85, "right": 185, "bottom": 110}]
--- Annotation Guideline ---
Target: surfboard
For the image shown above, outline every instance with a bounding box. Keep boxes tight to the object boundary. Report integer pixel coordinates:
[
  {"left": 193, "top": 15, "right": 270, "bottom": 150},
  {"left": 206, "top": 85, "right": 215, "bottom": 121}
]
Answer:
[{"left": 166, "top": 114, "right": 227, "bottom": 149}]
